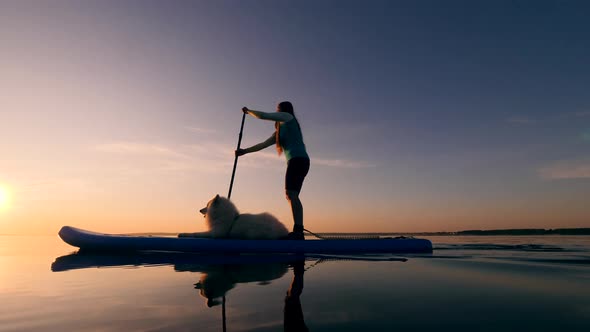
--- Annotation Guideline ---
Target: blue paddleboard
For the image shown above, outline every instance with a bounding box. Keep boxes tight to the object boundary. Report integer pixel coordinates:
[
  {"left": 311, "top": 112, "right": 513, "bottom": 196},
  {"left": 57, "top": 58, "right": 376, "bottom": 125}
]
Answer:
[{"left": 58, "top": 226, "right": 433, "bottom": 254}]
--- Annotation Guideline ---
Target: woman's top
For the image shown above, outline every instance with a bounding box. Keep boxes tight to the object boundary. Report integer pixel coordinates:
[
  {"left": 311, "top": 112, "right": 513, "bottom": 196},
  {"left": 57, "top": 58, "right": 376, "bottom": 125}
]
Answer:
[
  {"left": 278, "top": 119, "right": 309, "bottom": 161},
  {"left": 247, "top": 110, "right": 309, "bottom": 162}
]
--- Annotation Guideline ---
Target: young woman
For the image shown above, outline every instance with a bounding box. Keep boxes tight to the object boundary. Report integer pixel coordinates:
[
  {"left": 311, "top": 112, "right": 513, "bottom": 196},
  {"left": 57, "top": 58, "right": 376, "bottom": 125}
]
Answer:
[{"left": 236, "top": 101, "right": 310, "bottom": 240}]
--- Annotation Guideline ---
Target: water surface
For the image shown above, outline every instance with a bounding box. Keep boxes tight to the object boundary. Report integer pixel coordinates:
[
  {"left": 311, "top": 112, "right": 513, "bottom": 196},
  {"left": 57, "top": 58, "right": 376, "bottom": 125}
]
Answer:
[{"left": 1, "top": 235, "right": 589, "bottom": 331}]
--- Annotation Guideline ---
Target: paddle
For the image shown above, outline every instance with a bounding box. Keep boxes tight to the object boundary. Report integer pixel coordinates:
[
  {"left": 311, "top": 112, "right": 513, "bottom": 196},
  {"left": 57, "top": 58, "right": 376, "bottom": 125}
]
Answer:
[{"left": 227, "top": 112, "right": 246, "bottom": 200}]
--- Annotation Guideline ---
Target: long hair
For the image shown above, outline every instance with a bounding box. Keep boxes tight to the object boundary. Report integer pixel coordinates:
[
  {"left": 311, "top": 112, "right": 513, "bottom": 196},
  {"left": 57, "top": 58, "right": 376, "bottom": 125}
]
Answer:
[{"left": 275, "top": 101, "right": 301, "bottom": 155}]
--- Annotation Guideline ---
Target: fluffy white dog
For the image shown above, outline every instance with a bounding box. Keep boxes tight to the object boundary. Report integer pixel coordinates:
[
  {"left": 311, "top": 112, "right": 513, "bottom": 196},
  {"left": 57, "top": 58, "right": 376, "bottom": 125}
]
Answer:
[{"left": 178, "top": 195, "right": 289, "bottom": 240}]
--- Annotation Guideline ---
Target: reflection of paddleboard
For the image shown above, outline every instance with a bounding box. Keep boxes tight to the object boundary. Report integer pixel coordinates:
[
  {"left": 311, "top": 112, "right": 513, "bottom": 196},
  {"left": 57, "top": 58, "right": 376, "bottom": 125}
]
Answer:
[
  {"left": 51, "top": 251, "right": 407, "bottom": 272},
  {"left": 58, "top": 226, "right": 433, "bottom": 254},
  {"left": 51, "top": 251, "right": 301, "bottom": 272}
]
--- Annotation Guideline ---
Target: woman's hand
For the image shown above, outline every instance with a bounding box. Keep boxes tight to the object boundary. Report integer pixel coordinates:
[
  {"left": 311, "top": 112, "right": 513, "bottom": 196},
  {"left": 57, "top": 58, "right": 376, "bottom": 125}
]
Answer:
[
  {"left": 242, "top": 107, "right": 249, "bottom": 114},
  {"left": 235, "top": 148, "right": 247, "bottom": 157}
]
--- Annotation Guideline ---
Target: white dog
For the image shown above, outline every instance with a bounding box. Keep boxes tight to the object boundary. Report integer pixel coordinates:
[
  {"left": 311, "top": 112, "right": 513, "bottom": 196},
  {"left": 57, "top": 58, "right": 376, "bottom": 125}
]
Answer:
[{"left": 178, "top": 195, "right": 289, "bottom": 240}]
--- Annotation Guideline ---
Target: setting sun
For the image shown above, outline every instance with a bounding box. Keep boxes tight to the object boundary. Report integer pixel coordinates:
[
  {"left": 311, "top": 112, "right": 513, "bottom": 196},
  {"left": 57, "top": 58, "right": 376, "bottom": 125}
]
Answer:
[{"left": 0, "top": 186, "right": 10, "bottom": 211}]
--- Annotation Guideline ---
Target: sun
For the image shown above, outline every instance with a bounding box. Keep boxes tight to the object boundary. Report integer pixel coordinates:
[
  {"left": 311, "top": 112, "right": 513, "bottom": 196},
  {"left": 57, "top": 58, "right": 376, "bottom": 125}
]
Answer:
[{"left": 0, "top": 186, "right": 10, "bottom": 211}]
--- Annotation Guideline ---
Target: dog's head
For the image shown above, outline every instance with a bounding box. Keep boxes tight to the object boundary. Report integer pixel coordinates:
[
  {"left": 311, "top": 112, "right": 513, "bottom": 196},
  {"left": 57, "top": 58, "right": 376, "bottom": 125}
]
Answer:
[
  {"left": 199, "top": 194, "right": 220, "bottom": 217},
  {"left": 194, "top": 271, "right": 235, "bottom": 307},
  {"left": 199, "top": 194, "right": 239, "bottom": 223}
]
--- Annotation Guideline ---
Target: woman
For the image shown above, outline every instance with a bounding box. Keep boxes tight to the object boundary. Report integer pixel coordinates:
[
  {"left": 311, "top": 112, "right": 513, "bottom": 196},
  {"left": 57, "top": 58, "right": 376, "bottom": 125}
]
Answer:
[{"left": 236, "top": 101, "right": 310, "bottom": 240}]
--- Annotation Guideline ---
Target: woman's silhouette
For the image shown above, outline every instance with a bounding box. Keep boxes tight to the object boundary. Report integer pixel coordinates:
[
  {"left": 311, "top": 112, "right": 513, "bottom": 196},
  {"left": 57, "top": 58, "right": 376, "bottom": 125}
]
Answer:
[{"left": 237, "top": 101, "right": 310, "bottom": 240}]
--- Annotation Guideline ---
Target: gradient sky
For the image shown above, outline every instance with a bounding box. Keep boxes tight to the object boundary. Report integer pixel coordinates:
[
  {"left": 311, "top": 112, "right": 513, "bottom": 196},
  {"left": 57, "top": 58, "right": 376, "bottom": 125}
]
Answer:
[{"left": 1, "top": 0, "right": 589, "bottom": 235}]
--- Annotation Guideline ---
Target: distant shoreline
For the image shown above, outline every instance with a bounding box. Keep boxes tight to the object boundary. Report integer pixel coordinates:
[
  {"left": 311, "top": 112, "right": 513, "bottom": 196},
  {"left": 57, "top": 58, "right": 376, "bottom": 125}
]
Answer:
[
  {"left": 123, "top": 228, "right": 590, "bottom": 237},
  {"left": 323, "top": 228, "right": 590, "bottom": 236}
]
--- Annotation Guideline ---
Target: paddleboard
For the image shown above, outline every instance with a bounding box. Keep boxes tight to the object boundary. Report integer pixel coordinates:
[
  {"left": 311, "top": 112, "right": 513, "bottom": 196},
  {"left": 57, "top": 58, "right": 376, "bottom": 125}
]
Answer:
[{"left": 58, "top": 226, "right": 433, "bottom": 254}]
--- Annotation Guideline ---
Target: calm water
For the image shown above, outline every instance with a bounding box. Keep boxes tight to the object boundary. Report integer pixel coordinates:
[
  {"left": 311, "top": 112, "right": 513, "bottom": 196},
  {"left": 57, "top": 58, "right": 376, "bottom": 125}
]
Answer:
[{"left": 1, "top": 235, "right": 589, "bottom": 331}]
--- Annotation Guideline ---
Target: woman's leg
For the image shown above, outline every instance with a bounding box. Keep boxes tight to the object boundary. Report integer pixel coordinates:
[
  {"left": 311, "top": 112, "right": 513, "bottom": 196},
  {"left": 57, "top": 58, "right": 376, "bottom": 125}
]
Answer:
[
  {"left": 284, "top": 158, "right": 309, "bottom": 239},
  {"left": 286, "top": 190, "right": 303, "bottom": 230}
]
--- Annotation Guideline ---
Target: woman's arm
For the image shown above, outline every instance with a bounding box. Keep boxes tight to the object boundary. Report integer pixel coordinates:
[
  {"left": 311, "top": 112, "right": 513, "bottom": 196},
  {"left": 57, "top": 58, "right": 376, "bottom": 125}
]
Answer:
[
  {"left": 243, "top": 108, "right": 294, "bottom": 122},
  {"left": 236, "top": 133, "right": 276, "bottom": 156}
]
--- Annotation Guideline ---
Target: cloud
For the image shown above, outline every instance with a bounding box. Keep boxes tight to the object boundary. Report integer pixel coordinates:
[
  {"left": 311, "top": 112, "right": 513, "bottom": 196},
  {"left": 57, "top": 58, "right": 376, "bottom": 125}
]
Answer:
[
  {"left": 506, "top": 116, "right": 537, "bottom": 125},
  {"left": 184, "top": 126, "right": 218, "bottom": 134},
  {"left": 556, "top": 111, "right": 590, "bottom": 120},
  {"left": 574, "top": 111, "right": 590, "bottom": 117},
  {"left": 242, "top": 152, "right": 376, "bottom": 169},
  {"left": 538, "top": 159, "right": 590, "bottom": 179},
  {"left": 95, "top": 141, "right": 280, "bottom": 174},
  {"left": 506, "top": 111, "right": 590, "bottom": 126},
  {"left": 95, "top": 142, "right": 190, "bottom": 159},
  {"left": 94, "top": 141, "right": 229, "bottom": 174},
  {"left": 313, "top": 158, "right": 376, "bottom": 169},
  {"left": 9, "top": 177, "right": 96, "bottom": 203},
  {"left": 94, "top": 141, "right": 377, "bottom": 174}
]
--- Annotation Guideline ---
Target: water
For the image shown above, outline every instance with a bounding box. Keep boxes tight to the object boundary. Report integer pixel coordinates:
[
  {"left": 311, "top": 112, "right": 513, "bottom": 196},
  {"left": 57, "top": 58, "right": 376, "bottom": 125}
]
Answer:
[{"left": 1, "top": 235, "right": 589, "bottom": 331}]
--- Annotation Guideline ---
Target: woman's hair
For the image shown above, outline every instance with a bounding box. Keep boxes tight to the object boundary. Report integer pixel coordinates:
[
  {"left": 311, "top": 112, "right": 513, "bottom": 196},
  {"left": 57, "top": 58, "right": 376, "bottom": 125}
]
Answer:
[{"left": 275, "top": 101, "right": 301, "bottom": 155}]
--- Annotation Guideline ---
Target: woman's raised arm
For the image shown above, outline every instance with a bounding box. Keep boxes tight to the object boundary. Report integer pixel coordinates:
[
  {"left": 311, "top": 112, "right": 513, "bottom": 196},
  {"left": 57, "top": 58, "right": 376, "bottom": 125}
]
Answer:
[{"left": 243, "top": 108, "right": 294, "bottom": 122}]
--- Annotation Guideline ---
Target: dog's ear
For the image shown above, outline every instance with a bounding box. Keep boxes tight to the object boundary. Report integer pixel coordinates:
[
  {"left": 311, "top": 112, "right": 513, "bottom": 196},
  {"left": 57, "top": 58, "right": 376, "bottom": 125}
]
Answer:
[{"left": 213, "top": 194, "right": 220, "bottom": 204}]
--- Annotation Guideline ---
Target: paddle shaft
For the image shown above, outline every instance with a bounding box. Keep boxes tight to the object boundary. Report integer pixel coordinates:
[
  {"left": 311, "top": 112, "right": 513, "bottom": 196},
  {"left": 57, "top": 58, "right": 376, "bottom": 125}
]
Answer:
[
  {"left": 222, "top": 296, "right": 227, "bottom": 332},
  {"left": 227, "top": 112, "right": 246, "bottom": 199}
]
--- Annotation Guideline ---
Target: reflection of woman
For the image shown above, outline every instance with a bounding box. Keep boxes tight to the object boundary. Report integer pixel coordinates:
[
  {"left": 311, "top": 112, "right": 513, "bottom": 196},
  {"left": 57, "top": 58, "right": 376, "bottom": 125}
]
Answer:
[
  {"left": 237, "top": 101, "right": 310, "bottom": 240},
  {"left": 284, "top": 260, "right": 308, "bottom": 332}
]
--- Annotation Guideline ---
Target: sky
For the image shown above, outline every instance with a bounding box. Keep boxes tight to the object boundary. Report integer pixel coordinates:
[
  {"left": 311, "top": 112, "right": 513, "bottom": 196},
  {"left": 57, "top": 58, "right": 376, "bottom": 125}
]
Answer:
[{"left": 1, "top": 0, "right": 589, "bottom": 235}]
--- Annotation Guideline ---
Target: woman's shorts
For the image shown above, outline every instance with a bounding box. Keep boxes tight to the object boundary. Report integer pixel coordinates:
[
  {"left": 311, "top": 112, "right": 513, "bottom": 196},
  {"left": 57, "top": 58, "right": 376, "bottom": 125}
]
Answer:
[{"left": 285, "top": 157, "right": 310, "bottom": 193}]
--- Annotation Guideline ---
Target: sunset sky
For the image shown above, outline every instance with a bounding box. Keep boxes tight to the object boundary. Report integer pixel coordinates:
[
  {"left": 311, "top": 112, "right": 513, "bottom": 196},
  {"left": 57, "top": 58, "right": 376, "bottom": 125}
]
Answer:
[{"left": 1, "top": 0, "right": 589, "bottom": 235}]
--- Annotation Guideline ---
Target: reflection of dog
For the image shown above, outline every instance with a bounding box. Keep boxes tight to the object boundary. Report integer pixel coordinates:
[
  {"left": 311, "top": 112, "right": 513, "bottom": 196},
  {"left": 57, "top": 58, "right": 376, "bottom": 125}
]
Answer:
[
  {"left": 195, "top": 263, "right": 289, "bottom": 307},
  {"left": 178, "top": 195, "right": 289, "bottom": 239}
]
